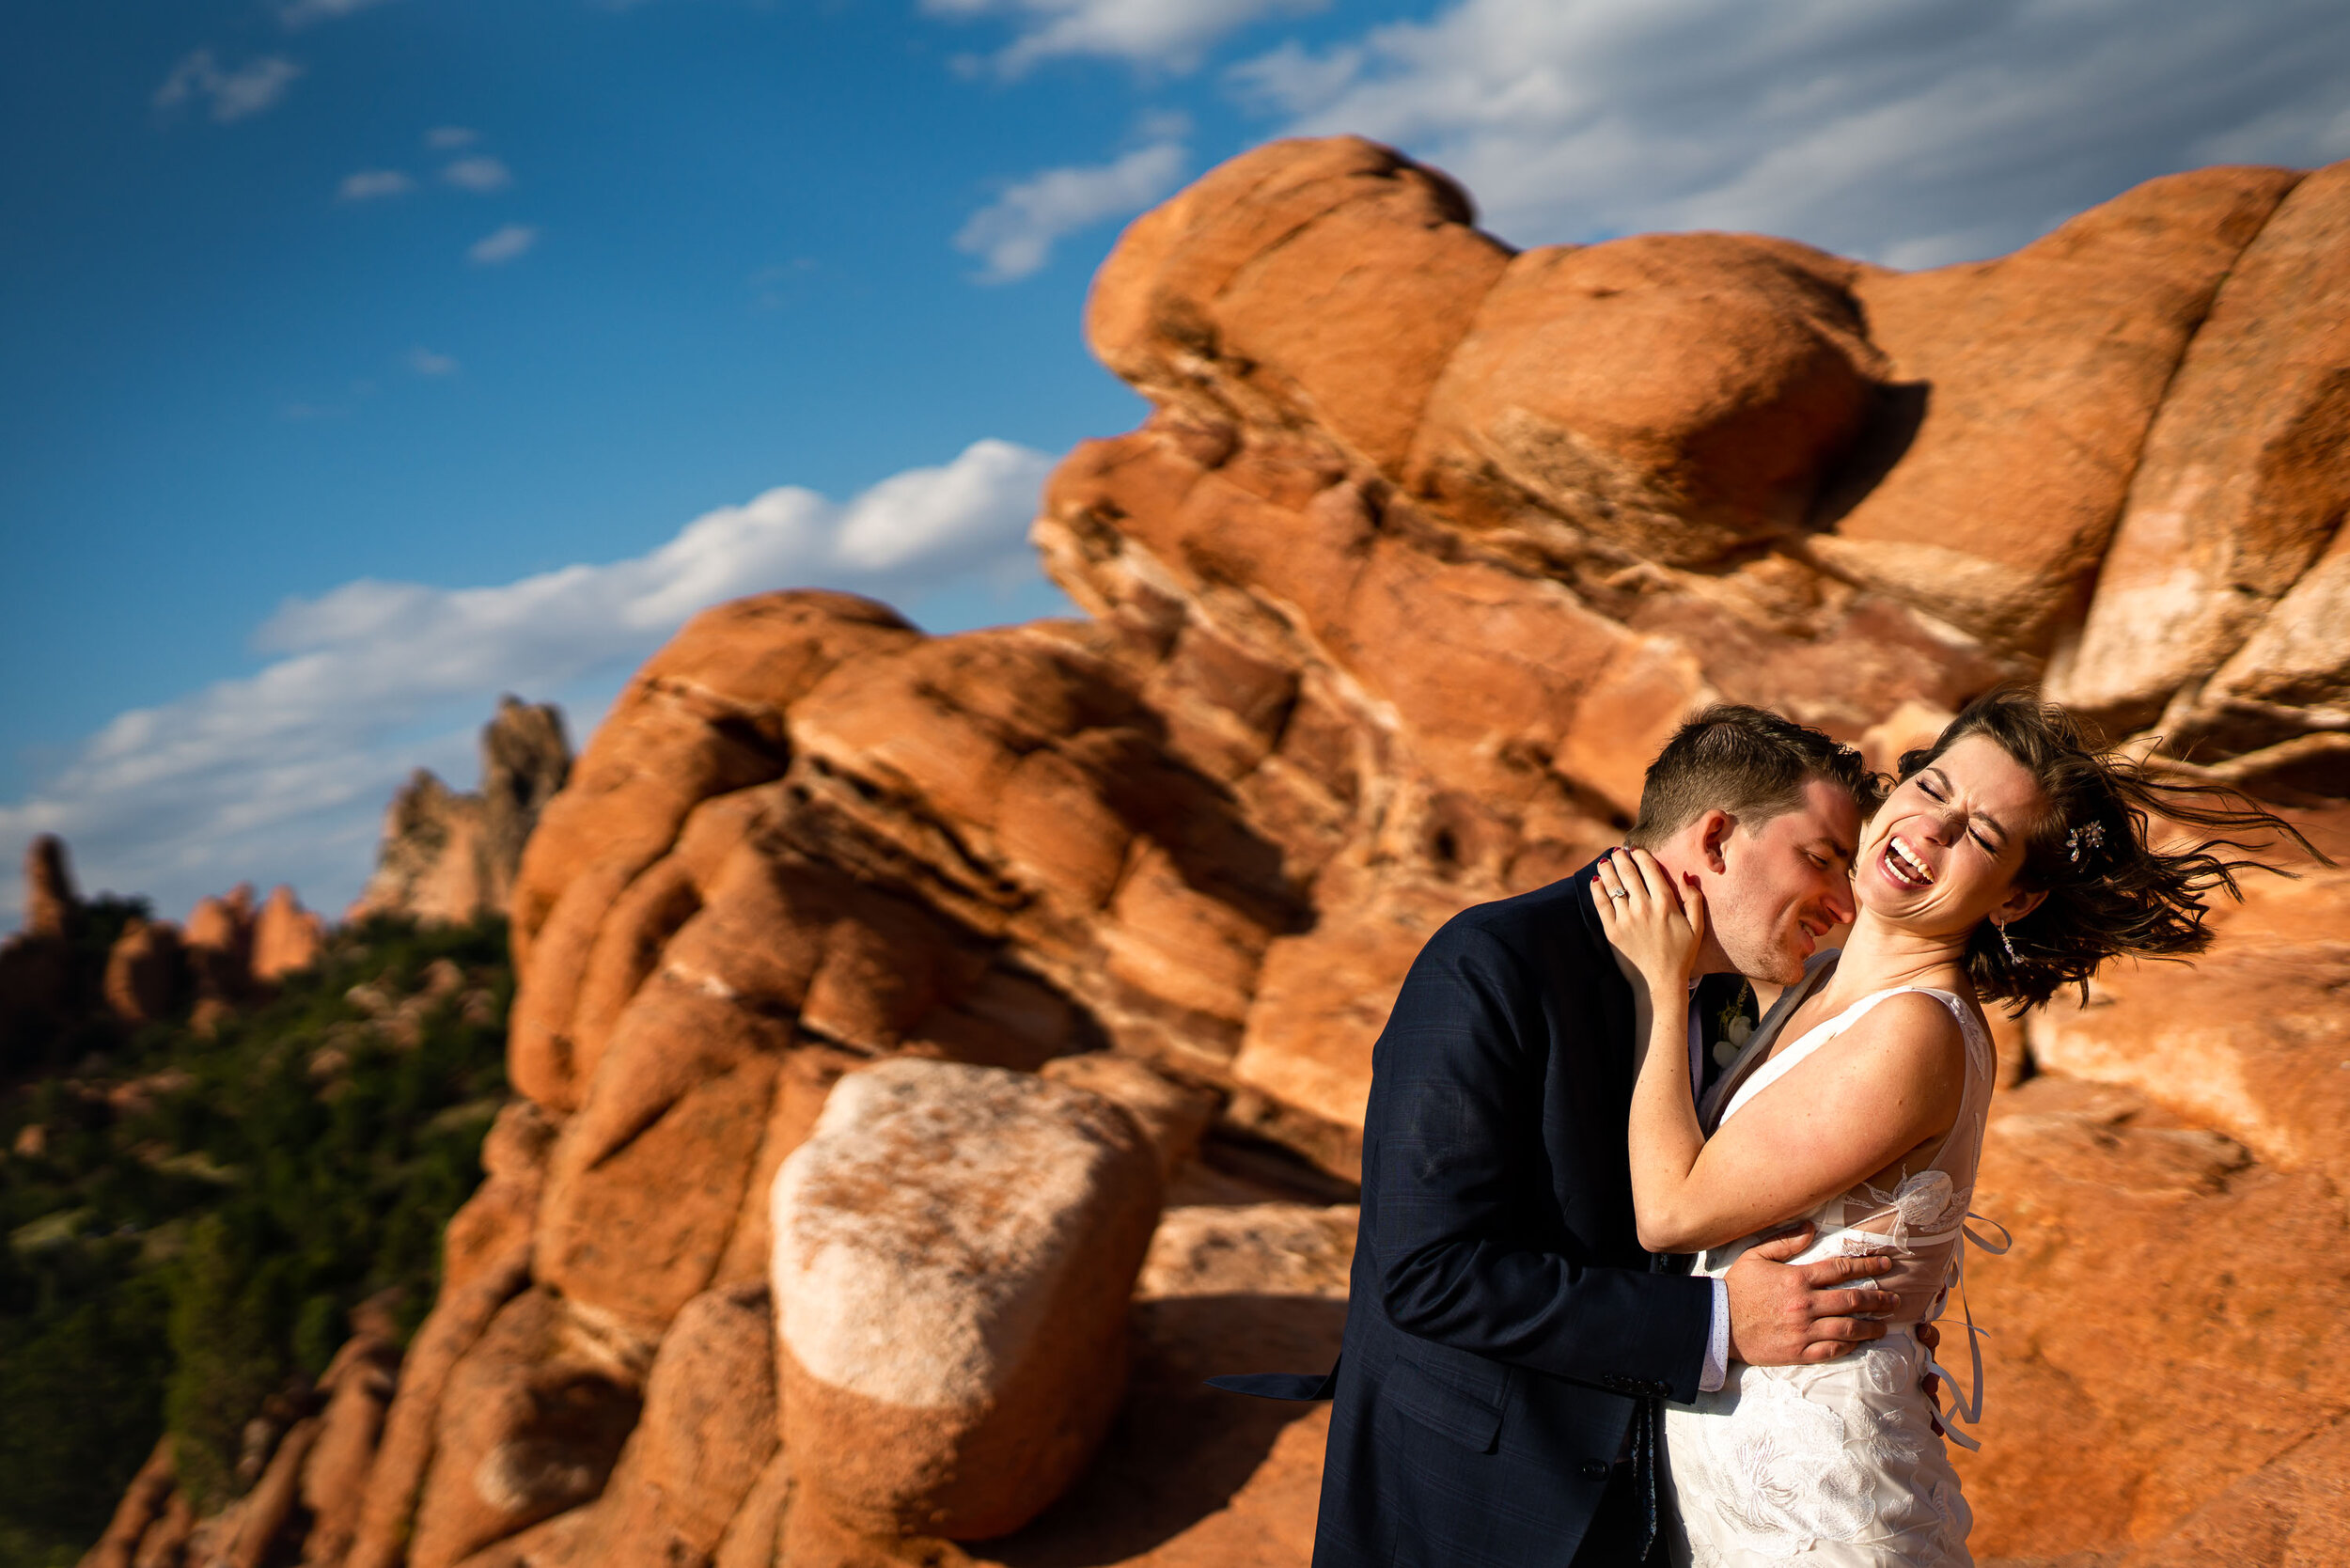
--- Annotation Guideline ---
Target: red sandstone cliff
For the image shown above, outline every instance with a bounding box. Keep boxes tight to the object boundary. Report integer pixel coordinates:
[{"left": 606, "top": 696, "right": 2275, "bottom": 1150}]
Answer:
[{"left": 86, "top": 139, "right": 2350, "bottom": 1568}]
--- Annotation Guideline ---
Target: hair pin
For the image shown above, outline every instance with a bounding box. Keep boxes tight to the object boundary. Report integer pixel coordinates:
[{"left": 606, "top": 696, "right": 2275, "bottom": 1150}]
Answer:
[{"left": 2066, "top": 822, "right": 2106, "bottom": 865}]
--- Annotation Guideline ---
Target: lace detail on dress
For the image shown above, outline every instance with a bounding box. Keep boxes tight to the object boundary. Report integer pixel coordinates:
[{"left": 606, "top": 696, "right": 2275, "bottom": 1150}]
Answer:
[{"left": 1709, "top": 1374, "right": 1877, "bottom": 1557}]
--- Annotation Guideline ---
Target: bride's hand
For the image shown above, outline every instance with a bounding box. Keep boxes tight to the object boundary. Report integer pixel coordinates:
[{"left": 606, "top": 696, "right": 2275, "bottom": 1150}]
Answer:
[{"left": 1591, "top": 847, "right": 1706, "bottom": 996}]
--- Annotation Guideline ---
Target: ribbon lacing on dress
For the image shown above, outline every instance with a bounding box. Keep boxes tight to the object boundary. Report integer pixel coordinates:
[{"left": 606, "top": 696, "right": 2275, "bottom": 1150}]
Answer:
[{"left": 1919, "top": 1213, "right": 2012, "bottom": 1452}]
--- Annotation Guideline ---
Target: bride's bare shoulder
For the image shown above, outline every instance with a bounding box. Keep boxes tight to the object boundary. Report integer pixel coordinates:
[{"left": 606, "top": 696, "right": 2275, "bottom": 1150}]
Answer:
[{"left": 1835, "top": 988, "right": 1970, "bottom": 1073}]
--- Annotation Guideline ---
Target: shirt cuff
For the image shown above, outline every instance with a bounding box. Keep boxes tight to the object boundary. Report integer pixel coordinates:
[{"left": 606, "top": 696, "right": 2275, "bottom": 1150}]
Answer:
[{"left": 1700, "top": 1278, "right": 1731, "bottom": 1393}]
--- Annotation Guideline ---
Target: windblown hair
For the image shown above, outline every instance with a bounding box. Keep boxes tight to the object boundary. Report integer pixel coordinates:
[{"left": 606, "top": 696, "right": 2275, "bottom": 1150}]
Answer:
[
  {"left": 1627, "top": 705, "right": 1885, "bottom": 849},
  {"left": 1899, "top": 689, "right": 2326, "bottom": 1012}
]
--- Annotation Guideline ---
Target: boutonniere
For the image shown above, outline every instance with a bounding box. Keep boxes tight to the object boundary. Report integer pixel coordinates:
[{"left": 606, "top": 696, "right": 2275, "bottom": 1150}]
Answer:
[{"left": 1710, "top": 983, "right": 1755, "bottom": 1067}]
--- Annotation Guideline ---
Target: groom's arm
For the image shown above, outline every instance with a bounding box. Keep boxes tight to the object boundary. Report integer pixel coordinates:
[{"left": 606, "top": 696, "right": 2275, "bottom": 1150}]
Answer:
[{"left": 1366, "top": 918, "right": 1714, "bottom": 1403}]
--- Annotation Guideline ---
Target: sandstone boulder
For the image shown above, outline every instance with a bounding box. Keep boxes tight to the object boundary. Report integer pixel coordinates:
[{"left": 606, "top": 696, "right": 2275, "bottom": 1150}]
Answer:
[
  {"left": 132, "top": 1492, "right": 196, "bottom": 1567},
  {"left": 710, "top": 1450, "right": 793, "bottom": 1568},
  {"left": 713, "top": 1041, "right": 867, "bottom": 1291},
  {"left": 2052, "top": 163, "right": 2348, "bottom": 734},
  {"left": 771, "top": 1059, "right": 1161, "bottom": 1543},
  {"left": 444, "top": 1100, "right": 556, "bottom": 1300},
  {"left": 1817, "top": 165, "right": 2302, "bottom": 654},
  {"left": 1410, "top": 232, "right": 1882, "bottom": 565},
  {"left": 1089, "top": 135, "right": 1512, "bottom": 476},
  {"left": 970, "top": 1203, "right": 1355, "bottom": 1568}
]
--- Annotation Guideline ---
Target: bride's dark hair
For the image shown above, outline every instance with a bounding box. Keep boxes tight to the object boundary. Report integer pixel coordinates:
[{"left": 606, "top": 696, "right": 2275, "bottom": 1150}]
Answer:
[{"left": 1896, "top": 689, "right": 2326, "bottom": 1012}]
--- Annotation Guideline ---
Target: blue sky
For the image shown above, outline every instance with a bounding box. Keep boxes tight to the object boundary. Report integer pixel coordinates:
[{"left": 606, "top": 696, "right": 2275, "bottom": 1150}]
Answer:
[{"left": 6, "top": 0, "right": 2347, "bottom": 922}]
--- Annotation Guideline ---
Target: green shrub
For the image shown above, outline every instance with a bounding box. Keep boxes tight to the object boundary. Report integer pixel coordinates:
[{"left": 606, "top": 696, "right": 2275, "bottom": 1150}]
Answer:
[{"left": 0, "top": 914, "right": 512, "bottom": 1550}]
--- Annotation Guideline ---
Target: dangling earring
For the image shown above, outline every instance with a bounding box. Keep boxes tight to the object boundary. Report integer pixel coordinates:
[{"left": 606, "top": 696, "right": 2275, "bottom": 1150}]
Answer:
[{"left": 1996, "top": 919, "right": 2018, "bottom": 964}]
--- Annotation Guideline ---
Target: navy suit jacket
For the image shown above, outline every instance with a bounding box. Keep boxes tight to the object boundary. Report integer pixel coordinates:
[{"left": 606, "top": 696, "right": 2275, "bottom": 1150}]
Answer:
[{"left": 1298, "top": 866, "right": 1714, "bottom": 1567}]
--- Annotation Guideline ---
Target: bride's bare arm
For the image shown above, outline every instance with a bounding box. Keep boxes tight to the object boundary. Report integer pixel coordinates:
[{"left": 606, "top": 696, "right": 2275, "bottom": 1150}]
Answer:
[{"left": 1595, "top": 848, "right": 1967, "bottom": 1254}]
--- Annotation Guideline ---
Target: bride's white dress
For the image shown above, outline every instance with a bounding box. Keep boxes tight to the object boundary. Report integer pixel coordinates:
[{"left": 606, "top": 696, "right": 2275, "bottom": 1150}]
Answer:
[{"left": 1665, "top": 964, "right": 2008, "bottom": 1567}]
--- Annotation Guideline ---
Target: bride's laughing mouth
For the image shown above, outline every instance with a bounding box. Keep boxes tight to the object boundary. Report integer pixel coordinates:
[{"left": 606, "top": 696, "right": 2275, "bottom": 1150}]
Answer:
[{"left": 1878, "top": 833, "right": 1936, "bottom": 892}]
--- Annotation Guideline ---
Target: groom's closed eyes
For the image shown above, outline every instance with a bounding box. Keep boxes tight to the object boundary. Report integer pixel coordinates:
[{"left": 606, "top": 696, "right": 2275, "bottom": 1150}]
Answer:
[{"left": 1801, "top": 836, "right": 1857, "bottom": 879}]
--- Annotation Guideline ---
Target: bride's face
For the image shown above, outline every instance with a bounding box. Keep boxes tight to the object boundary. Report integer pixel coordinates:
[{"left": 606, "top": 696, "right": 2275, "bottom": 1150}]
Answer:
[{"left": 1856, "top": 733, "right": 2049, "bottom": 937}]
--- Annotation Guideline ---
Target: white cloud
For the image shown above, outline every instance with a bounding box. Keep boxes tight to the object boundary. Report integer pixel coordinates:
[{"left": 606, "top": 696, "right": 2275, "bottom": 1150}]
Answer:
[
  {"left": 956, "top": 140, "right": 1188, "bottom": 281},
  {"left": 154, "top": 50, "right": 305, "bottom": 124},
  {"left": 441, "top": 154, "right": 513, "bottom": 193},
  {"left": 0, "top": 440, "right": 1058, "bottom": 925},
  {"left": 426, "top": 125, "right": 478, "bottom": 149},
  {"left": 406, "top": 347, "right": 460, "bottom": 376},
  {"left": 1235, "top": 0, "right": 2350, "bottom": 266},
  {"left": 927, "top": 0, "right": 1324, "bottom": 74},
  {"left": 282, "top": 0, "right": 399, "bottom": 24},
  {"left": 337, "top": 168, "right": 415, "bottom": 201},
  {"left": 466, "top": 223, "right": 540, "bottom": 265}
]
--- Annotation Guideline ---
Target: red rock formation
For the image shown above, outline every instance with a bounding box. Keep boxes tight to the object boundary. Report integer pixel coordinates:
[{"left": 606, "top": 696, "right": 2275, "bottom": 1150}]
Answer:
[
  {"left": 2050, "top": 164, "right": 2350, "bottom": 740},
  {"left": 773, "top": 1061, "right": 1162, "bottom": 1545},
  {"left": 0, "top": 836, "right": 79, "bottom": 1053},
  {"left": 251, "top": 885, "right": 324, "bottom": 981},
  {"left": 24, "top": 833, "right": 77, "bottom": 939},
  {"left": 302, "top": 1334, "right": 404, "bottom": 1566},
  {"left": 102, "top": 138, "right": 2350, "bottom": 1567},
  {"left": 350, "top": 698, "right": 572, "bottom": 928},
  {"left": 102, "top": 917, "right": 183, "bottom": 1025},
  {"left": 81, "top": 1437, "right": 177, "bottom": 1568},
  {"left": 181, "top": 884, "right": 259, "bottom": 1031}
]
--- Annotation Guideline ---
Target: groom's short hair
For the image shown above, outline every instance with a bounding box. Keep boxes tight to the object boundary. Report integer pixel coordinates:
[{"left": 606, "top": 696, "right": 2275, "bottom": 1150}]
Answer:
[{"left": 1624, "top": 705, "right": 1880, "bottom": 848}]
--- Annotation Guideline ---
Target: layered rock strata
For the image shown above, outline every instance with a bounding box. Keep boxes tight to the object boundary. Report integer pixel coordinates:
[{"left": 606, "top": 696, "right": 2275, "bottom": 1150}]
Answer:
[{"left": 89, "top": 137, "right": 2350, "bottom": 1568}]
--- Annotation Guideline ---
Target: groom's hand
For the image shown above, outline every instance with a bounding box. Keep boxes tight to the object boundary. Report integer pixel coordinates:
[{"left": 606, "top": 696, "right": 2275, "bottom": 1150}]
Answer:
[{"left": 1724, "top": 1224, "right": 1903, "bottom": 1366}]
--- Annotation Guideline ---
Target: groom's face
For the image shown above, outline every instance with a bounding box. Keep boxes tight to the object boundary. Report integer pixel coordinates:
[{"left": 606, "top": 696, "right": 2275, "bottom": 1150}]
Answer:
[{"left": 1708, "top": 778, "right": 1862, "bottom": 985}]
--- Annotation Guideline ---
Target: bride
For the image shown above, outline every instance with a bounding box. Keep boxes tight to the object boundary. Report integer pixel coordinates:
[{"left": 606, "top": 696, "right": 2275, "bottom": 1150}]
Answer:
[{"left": 1591, "top": 690, "right": 2314, "bottom": 1567}]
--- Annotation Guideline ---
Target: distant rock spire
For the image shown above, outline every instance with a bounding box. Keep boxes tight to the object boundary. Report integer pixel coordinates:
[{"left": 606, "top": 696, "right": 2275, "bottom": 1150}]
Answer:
[
  {"left": 22, "top": 834, "right": 78, "bottom": 940},
  {"left": 481, "top": 697, "right": 572, "bottom": 912},
  {"left": 347, "top": 696, "right": 572, "bottom": 925}
]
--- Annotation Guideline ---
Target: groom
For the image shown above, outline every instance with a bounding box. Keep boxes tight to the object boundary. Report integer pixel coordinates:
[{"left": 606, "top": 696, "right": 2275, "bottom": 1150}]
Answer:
[{"left": 1220, "top": 706, "right": 1906, "bottom": 1566}]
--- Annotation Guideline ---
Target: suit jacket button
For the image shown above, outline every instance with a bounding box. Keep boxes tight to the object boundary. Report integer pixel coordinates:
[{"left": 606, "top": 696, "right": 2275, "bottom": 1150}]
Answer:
[{"left": 1580, "top": 1461, "right": 1609, "bottom": 1479}]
